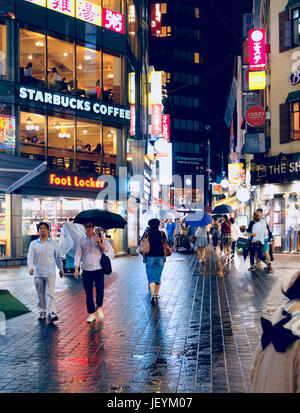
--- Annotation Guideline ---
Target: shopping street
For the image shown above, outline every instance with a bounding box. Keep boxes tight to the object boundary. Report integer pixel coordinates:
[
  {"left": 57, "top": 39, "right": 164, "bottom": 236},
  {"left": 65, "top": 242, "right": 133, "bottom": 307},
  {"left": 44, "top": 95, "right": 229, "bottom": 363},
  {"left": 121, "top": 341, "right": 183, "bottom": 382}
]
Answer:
[{"left": 0, "top": 248, "right": 297, "bottom": 394}]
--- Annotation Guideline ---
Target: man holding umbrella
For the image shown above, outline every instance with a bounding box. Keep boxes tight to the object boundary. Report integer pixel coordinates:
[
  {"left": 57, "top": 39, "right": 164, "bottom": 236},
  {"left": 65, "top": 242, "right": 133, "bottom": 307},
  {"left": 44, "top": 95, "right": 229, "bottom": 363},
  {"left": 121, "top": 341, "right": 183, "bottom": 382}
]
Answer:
[{"left": 74, "top": 221, "right": 108, "bottom": 323}]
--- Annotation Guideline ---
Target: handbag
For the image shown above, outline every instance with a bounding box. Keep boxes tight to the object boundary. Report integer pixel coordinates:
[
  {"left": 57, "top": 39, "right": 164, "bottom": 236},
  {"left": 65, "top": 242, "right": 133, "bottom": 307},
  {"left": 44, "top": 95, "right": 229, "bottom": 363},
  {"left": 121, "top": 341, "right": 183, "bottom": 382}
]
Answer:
[
  {"left": 190, "top": 235, "right": 196, "bottom": 243},
  {"left": 236, "top": 237, "right": 250, "bottom": 250},
  {"left": 161, "top": 231, "right": 172, "bottom": 257},
  {"left": 100, "top": 253, "right": 112, "bottom": 275},
  {"left": 139, "top": 231, "right": 150, "bottom": 255}
]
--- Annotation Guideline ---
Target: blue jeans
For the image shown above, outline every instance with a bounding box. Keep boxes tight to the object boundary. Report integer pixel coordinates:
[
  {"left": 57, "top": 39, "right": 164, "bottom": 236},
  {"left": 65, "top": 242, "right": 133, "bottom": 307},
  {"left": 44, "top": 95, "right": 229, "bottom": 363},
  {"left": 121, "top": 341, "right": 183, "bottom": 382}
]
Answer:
[
  {"left": 285, "top": 227, "right": 298, "bottom": 251},
  {"left": 167, "top": 233, "right": 174, "bottom": 246},
  {"left": 145, "top": 256, "right": 165, "bottom": 285}
]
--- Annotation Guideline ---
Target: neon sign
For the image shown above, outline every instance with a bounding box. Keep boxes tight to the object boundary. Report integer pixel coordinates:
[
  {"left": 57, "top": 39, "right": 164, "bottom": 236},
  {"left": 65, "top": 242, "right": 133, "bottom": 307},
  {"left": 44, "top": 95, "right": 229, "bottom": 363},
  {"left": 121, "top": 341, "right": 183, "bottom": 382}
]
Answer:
[
  {"left": 49, "top": 173, "right": 105, "bottom": 189},
  {"left": 249, "top": 29, "right": 266, "bottom": 71}
]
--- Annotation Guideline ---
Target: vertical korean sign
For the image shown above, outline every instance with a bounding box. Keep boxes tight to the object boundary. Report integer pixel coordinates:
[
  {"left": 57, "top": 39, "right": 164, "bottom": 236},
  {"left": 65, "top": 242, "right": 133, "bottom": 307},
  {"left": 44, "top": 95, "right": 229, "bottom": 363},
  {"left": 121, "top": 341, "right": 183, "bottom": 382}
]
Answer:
[
  {"left": 102, "top": 8, "right": 125, "bottom": 34},
  {"left": 151, "top": 3, "right": 161, "bottom": 36},
  {"left": 150, "top": 71, "right": 162, "bottom": 135},
  {"left": 128, "top": 72, "right": 136, "bottom": 136},
  {"left": 249, "top": 29, "right": 266, "bottom": 71},
  {"left": 162, "top": 114, "right": 170, "bottom": 141}
]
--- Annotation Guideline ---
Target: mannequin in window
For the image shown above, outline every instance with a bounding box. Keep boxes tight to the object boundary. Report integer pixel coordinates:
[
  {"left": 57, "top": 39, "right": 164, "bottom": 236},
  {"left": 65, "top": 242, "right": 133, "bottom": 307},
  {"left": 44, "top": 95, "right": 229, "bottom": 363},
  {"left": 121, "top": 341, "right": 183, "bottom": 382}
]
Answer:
[{"left": 284, "top": 203, "right": 300, "bottom": 253}]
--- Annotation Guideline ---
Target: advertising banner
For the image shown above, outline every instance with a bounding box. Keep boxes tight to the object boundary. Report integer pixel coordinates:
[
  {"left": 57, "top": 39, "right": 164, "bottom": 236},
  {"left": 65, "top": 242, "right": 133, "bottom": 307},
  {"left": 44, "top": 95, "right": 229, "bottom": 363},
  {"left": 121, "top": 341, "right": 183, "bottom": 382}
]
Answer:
[{"left": 249, "top": 29, "right": 266, "bottom": 71}]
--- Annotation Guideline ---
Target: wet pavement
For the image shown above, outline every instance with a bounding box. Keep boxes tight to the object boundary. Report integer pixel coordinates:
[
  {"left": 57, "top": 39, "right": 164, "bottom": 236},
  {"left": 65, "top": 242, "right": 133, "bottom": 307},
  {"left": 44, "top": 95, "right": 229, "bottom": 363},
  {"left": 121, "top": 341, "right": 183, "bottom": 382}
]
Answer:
[{"left": 0, "top": 247, "right": 298, "bottom": 393}]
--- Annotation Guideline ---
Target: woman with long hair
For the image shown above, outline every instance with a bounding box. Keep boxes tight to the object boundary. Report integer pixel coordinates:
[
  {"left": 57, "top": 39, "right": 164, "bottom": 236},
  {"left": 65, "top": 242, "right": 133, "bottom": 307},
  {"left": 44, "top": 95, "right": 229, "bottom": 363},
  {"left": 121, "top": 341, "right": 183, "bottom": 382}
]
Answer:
[{"left": 221, "top": 215, "right": 232, "bottom": 263}]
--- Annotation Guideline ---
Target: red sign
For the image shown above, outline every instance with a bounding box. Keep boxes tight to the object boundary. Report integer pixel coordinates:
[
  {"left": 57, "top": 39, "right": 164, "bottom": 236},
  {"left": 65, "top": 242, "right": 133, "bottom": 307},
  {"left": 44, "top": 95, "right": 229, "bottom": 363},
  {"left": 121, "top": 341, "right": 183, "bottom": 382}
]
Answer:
[
  {"left": 162, "top": 114, "right": 170, "bottom": 141},
  {"left": 102, "top": 8, "right": 124, "bottom": 34},
  {"left": 129, "top": 105, "right": 135, "bottom": 136},
  {"left": 245, "top": 105, "right": 266, "bottom": 127},
  {"left": 243, "top": 41, "right": 249, "bottom": 64},
  {"left": 151, "top": 104, "right": 162, "bottom": 134},
  {"left": 249, "top": 29, "right": 266, "bottom": 71},
  {"left": 49, "top": 173, "right": 105, "bottom": 190},
  {"left": 151, "top": 3, "right": 161, "bottom": 36}
]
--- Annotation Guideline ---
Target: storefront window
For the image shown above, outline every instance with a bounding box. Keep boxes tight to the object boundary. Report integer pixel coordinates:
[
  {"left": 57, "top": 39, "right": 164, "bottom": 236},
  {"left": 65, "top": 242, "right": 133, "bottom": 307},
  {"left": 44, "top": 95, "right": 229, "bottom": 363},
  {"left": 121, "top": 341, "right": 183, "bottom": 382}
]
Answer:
[
  {"left": 103, "top": 125, "right": 117, "bottom": 175},
  {"left": 76, "top": 118, "right": 101, "bottom": 173},
  {"left": 0, "top": 21, "right": 7, "bottom": 80},
  {"left": 47, "top": 35, "right": 74, "bottom": 93},
  {"left": 20, "top": 110, "right": 46, "bottom": 161},
  {"left": 0, "top": 104, "right": 15, "bottom": 154},
  {"left": 291, "top": 101, "right": 300, "bottom": 140},
  {"left": 76, "top": 44, "right": 101, "bottom": 99},
  {"left": 0, "top": 195, "right": 7, "bottom": 258},
  {"left": 48, "top": 114, "right": 75, "bottom": 170},
  {"left": 19, "top": 28, "right": 46, "bottom": 87},
  {"left": 21, "top": 196, "right": 103, "bottom": 255},
  {"left": 103, "top": 52, "right": 122, "bottom": 104},
  {"left": 103, "top": 0, "right": 123, "bottom": 13}
]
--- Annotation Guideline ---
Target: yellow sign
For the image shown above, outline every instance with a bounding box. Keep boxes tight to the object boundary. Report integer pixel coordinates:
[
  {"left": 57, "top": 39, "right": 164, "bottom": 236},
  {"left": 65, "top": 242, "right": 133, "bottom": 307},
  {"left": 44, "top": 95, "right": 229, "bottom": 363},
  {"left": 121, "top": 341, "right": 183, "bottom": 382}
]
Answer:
[
  {"left": 76, "top": 1, "right": 101, "bottom": 26},
  {"left": 249, "top": 71, "right": 266, "bottom": 90},
  {"left": 47, "top": 0, "right": 75, "bottom": 17},
  {"left": 228, "top": 163, "right": 245, "bottom": 186},
  {"left": 25, "top": 0, "right": 46, "bottom": 6}
]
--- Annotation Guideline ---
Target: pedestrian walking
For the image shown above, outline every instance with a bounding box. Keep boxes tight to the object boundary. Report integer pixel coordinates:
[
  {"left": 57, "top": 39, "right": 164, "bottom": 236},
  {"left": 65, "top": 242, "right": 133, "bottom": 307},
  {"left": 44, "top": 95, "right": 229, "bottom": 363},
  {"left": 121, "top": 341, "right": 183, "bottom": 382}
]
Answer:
[
  {"left": 160, "top": 220, "right": 168, "bottom": 237},
  {"left": 229, "top": 217, "right": 239, "bottom": 260},
  {"left": 256, "top": 208, "right": 274, "bottom": 272},
  {"left": 210, "top": 218, "right": 220, "bottom": 250},
  {"left": 194, "top": 225, "right": 208, "bottom": 263},
  {"left": 250, "top": 271, "right": 300, "bottom": 393},
  {"left": 143, "top": 218, "right": 169, "bottom": 304},
  {"left": 246, "top": 212, "right": 269, "bottom": 272},
  {"left": 74, "top": 221, "right": 109, "bottom": 323},
  {"left": 166, "top": 218, "right": 176, "bottom": 248},
  {"left": 27, "top": 222, "right": 64, "bottom": 323},
  {"left": 221, "top": 215, "right": 232, "bottom": 263}
]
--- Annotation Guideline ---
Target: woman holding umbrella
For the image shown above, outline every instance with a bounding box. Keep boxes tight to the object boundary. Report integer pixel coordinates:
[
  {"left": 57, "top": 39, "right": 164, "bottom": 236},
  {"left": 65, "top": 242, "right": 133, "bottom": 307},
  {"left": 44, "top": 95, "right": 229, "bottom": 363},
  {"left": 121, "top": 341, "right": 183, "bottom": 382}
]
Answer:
[{"left": 185, "top": 211, "right": 212, "bottom": 263}]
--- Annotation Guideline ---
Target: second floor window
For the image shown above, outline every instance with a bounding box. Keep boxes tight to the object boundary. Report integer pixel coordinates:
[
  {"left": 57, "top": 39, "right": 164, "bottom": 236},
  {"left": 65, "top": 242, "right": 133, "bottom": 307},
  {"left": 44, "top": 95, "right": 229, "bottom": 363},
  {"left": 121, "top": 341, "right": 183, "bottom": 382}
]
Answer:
[
  {"left": 292, "top": 8, "right": 300, "bottom": 47},
  {"left": 291, "top": 101, "right": 300, "bottom": 140}
]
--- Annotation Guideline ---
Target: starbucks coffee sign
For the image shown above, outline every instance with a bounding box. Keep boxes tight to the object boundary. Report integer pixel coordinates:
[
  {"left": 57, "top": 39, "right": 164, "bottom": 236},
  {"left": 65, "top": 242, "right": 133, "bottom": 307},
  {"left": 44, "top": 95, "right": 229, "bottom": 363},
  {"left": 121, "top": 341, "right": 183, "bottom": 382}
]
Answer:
[{"left": 17, "top": 86, "right": 130, "bottom": 121}]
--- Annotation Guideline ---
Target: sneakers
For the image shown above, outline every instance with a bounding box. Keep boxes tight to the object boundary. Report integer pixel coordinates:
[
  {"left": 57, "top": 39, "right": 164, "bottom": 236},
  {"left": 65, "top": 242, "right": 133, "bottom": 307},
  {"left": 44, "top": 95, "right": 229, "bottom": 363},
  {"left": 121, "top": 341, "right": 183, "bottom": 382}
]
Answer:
[
  {"left": 248, "top": 266, "right": 256, "bottom": 271},
  {"left": 150, "top": 295, "right": 156, "bottom": 304},
  {"left": 155, "top": 294, "right": 160, "bottom": 300},
  {"left": 96, "top": 307, "right": 104, "bottom": 320},
  {"left": 38, "top": 312, "right": 46, "bottom": 321},
  {"left": 47, "top": 312, "right": 58, "bottom": 323},
  {"left": 86, "top": 312, "right": 97, "bottom": 323},
  {"left": 283, "top": 250, "right": 289, "bottom": 254}
]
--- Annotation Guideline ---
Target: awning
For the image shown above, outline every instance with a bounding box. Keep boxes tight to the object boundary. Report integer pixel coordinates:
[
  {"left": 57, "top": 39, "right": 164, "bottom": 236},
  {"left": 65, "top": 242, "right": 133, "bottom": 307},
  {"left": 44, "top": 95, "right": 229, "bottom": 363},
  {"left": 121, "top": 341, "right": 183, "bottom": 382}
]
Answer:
[
  {"left": 0, "top": 153, "right": 47, "bottom": 193},
  {"left": 286, "top": 90, "right": 300, "bottom": 102},
  {"left": 212, "top": 195, "right": 238, "bottom": 208},
  {"left": 286, "top": 0, "right": 300, "bottom": 10}
]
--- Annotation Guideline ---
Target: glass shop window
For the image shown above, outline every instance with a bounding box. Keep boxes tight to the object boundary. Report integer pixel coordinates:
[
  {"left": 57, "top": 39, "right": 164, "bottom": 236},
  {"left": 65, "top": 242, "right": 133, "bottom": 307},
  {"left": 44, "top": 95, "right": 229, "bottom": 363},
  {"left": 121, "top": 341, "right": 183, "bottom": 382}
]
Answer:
[
  {"left": 47, "top": 35, "right": 74, "bottom": 93},
  {"left": 20, "top": 110, "right": 46, "bottom": 161},
  {"left": 19, "top": 28, "right": 46, "bottom": 87},
  {"left": 48, "top": 114, "right": 75, "bottom": 170},
  {"left": 103, "top": 52, "right": 122, "bottom": 104},
  {"left": 76, "top": 44, "right": 101, "bottom": 99},
  {"left": 76, "top": 118, "right": 102, "bottom": 173},
  {"left": 0, "top": 21, "right": 9, "bottom": 80},
  {"left": 103, "top": 0, "right": 123, "bottom": 13}
]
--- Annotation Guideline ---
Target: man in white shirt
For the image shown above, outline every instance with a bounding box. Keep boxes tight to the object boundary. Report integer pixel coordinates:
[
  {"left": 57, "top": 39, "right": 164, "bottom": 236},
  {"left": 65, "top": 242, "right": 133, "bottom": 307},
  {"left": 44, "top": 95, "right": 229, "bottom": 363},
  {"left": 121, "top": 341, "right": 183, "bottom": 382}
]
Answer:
[
  {"left": 74, "top": 221, "right": 108, "bottom": 323},
  {"left": 247, "top": 213, "right": 270, "bottom": 272},
  {"left": 27, "top": 222, "right": 64, "bottom": 322},
  {"left": 256, "top": 208, "right": 273, "bottom": 272}
]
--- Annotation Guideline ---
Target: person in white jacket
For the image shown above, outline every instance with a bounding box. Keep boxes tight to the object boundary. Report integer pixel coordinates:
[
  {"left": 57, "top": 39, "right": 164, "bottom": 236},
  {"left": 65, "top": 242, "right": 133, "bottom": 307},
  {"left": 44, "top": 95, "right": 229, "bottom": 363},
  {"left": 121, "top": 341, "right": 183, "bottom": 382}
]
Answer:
[
  {"left": 230, "top": 217, "right": 239, "bottom": 260},
  {"left": 27, "top": 222, "right": 64, "bottom": 323}
]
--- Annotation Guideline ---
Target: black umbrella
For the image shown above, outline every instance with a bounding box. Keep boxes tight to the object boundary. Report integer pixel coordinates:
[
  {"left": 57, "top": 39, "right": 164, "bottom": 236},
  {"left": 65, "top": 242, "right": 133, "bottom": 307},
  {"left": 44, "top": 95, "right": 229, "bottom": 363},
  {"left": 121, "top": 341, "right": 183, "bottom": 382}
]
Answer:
[
  {"left": 74, "top": 209, "right": 127, "bottom": 229},
  {"left": 212, "top": 205, "right": 234, "bottom": 215}
]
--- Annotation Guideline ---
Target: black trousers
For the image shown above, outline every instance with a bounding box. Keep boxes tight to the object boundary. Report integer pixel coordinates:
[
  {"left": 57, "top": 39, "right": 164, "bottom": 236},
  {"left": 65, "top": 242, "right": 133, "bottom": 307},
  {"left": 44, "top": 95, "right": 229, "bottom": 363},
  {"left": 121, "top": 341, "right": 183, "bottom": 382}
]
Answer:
[{"left": 82, "top": 269, "right": 104, "bottom": 314}]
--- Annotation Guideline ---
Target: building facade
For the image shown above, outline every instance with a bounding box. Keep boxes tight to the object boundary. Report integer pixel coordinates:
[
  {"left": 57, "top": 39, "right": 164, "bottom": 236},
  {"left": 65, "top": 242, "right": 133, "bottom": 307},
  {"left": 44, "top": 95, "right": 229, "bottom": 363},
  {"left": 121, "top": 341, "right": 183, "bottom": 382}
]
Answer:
[{"left": 0, "top": 0, "right": 149, "bottom": 263}]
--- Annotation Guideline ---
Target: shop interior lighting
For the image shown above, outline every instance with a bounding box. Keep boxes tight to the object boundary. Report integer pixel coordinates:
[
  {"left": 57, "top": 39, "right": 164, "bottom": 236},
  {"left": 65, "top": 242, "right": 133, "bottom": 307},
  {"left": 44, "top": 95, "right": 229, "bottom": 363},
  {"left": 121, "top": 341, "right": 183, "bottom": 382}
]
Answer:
[
  {"left": 83, "top": 129, "right": 88, "bottom": 134},
  {"left": 28, "top": 55, "right": 33, "bottom": 60},
  {"left": 53, "top": 122, "right": 61, "bottom": 130},
  {"left": 77, "top": 64, "right": 83, "bottom": 70},
  {"left": 84, "top": 55, "right": 92, "bottom": 61},
  {"left": 35, "top": 41, "right": 44, "bottom": 47},
  {"left": 63, "top": 52, "right": 68, "bottom": 57},
  {"left": 107, "top": 74, "right": 114, "bottom": 79}
]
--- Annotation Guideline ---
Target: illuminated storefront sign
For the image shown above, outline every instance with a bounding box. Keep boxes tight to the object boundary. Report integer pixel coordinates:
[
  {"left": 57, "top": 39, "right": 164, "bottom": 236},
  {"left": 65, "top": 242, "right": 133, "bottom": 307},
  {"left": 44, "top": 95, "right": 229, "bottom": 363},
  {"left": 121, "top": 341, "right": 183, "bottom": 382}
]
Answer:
[
  {"left": 18, "top": 86, "right": 130, "bottom": 121},
  {"left": 245, "top": 105, "right": 266, "bottom": 127},
  {"left": 0, "top": 115, "right": 16, "bottom": 149},
  {"left": 212, "top": 184, "right": 222, "bottom": 195},
  {"left": 150, "top": 71, "right": 162, "bottom": 104},
  {"left": 76, "top": 0, "right": 101, "bottom": 26},
  {"left": 24, "top": 1, "right": 124, "bottom": 33},
  {"left": 162, "top": 114, "right": 170, "bottom": 141},
  {"left": 102, "top": 8, "right": 124, "bottom": 34},
  {"left": 48, "top": 0, "right": 75, "bottom": 17},
  {"left": 49, "top": 173, "right": 105, "bottom": 189},
  {"left": 128, "top": 72, "right": 135, "bottom": 104},
  {"left": 151, "top": 3, "right": 161, "bottom": 36},
  {"left": 159, "top": 142, "right": 172, "bottom": 185},
  {"left": 228, "top": 163, "right": 245, "bottom": 186},
  {"left": 151, "top": 104, "right": 162, "bottom": 135},
  {"left": 249, "top": 29, "right": 266, "bottom": 71},
  {"left": 249, "top": 71, "right": 266, "bottom": 90},
  {"left": 129, "top": 105, "right": 135, "bottom": 136}
]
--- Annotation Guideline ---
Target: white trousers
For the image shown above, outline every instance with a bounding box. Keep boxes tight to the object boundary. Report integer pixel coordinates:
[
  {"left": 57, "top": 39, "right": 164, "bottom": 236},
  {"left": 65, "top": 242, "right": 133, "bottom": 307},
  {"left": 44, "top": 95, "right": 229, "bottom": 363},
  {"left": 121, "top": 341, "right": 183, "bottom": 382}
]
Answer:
[{"left": 34, "top": 276, "right": 57, "bottom": 315}]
